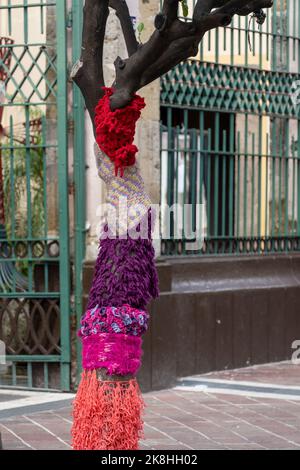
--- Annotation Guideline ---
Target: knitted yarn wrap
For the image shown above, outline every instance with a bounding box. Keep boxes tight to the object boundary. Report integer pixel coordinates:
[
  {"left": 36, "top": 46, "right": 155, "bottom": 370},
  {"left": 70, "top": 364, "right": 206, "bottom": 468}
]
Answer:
[
  {"left": 82, "top": 333, "right": 142, "bottom": 375},
  {"left": 72, "top": 87, "right": 158, "bottom": 451},
  {"left": 94, "top": 86, "right": 145, "bottom": 176},
  {"left": 87, "top": 141, "right": 159, "bottom": 311},
  {"left": 79, "top": 305, "right": 149, "bottom": 338},
  {"left": 86, "top": 227, "right": 159, "bottom": 311},
  {"left": 94, "top": 141, "right": 151, "bottom": 236}
]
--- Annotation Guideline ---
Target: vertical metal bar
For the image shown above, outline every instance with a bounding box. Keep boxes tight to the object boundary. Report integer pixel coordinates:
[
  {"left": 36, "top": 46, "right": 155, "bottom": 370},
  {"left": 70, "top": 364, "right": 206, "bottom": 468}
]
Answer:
[
  {"left": 9, "top": 116, "right": 16, "bottom": 240},
  {"left": 207, "top": 128, "right": 212, "bottom": 241},
  {"left": 183, "top": 109, "right": 188, "bottom": 250},
  {"left": 199, "top": 111, "right": 204, "bottom": 246},
  {"left": 245, "top": 16, "right": 249, "bottom": 66},
  {"left": 243, "top": 115, "right": 248, "bottom": 237},
  {"left": 40, "top": 0, "right": 46, "bottom": 35},
  {"left": 191, "top": 128, "right": 197, "bottom": 237},
  {"left": 230, "top": 17, "right": 234, "bottom": 65},
  {"left": 272, "top": 0, "right": 277, "bottom": 70},
  {"left": 265, "top": 132, "right": 269, "bottom": 239},
  {"left": 229, "top": 114, "right": 234, "bottom": 250},
  {"left": 221, "top": 129, "right": 226, "bottom": 246},
  {"left": 72, "top": 0, "right": 85, "bottom": 386},
  {"left": 215, "top": 28, "right": 219, "bottom": 63},
  {"left": 237, "top": 130, "right": 241, "bottom": 239},
  {"left": 292, "top": 137, "right": 296, "bottom": 234},
  {"left": 278, "top": 126, "right": 283, "bottom": 237},
  {"left": 271, "top": 119, "right": 276, "bottom": 238},
  {"left": 12, "top": 363, "right": 17, "bottom": 387},
  {"left": 238, "top": 16, "right": 241, "bottom": 57},
  {"left": 214, "top": 113, "right": 220, "bottom": 248},
  {"left": 175, "top": 125, "right": 179, "bottom": 240},
  {"left": 266, "top": 8, "right": 270, "bottom": 63},
  {"left": 286, "top": 0, "right": 290, "bottom": 70},
  {"left": 24, "top": 0, "right": 29, "bottom": 44},
  {"left": 167, "top": 107, "right": 174, "bottom": 239},
  {"left": 44, "top": 362, "right": 49, "bottom": 389},
  {"left": 284, "top": 120, "right": 289, "bottom": 241},
  {"left": 27, "top": 362, "right": 33, "bottom": 388},
  {"left": 41, "top": 115, "right": 49, "bottom": 293},
  {"left": 7, "top": 0, "right": 12, "bottom": 35},
  {"left": 251, "top": 132, "right": 255, "bottom": 239},
  {"left": 258, "top": 116, "right": 262, "bottom": 246},
  {"left": 25, "top": 106, "right": 33, "bottom": 291},
  {"left": 292, "top": 0, "right": 296, "bottom": 62},
  {"left": 56, "top": 0, "right": 70, "bottom": 391}
]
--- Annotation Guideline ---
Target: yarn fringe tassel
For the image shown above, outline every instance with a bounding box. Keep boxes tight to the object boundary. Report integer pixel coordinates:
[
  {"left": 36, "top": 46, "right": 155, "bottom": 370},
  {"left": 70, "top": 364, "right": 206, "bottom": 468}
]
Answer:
[{"left": 71, "top": 370, "right": 144, "bottom": 450}]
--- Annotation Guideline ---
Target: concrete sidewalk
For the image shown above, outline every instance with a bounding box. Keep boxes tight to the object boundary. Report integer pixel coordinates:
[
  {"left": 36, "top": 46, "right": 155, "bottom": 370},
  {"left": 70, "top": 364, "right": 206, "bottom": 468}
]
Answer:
[{"left": 1, "top": 361, "right": 300, "bottom": 450}]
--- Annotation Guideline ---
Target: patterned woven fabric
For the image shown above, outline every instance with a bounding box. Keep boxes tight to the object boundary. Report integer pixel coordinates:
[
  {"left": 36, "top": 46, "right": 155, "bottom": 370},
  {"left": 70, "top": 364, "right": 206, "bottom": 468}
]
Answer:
[
  {"left": 79, "top": 305, "right": 149, "bottom": 338},
  {"left": 94, "top": 141, "right": 152, "bottom": 236}
]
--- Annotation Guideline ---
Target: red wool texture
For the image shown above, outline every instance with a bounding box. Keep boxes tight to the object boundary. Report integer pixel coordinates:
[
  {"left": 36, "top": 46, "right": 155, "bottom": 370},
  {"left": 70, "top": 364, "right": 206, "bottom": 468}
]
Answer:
[
  {"left": 94, "top": 86, "right": 145, "bottom": 176},
  {"left": 71, "top": 371, "right": 144, "bottom": 450}
]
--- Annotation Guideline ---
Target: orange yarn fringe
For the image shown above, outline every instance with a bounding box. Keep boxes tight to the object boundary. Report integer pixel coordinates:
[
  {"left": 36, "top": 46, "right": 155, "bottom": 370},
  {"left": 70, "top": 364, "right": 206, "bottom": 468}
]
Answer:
[{"left": 71, "top": 370, "right": 145, "bottom": 450}]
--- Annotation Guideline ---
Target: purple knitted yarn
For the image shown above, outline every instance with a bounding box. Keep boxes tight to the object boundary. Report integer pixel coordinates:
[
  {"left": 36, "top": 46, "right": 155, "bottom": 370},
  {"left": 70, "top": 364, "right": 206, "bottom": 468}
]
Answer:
[{"left": 87, "top": 235, "right": 159, "bottom": 311}]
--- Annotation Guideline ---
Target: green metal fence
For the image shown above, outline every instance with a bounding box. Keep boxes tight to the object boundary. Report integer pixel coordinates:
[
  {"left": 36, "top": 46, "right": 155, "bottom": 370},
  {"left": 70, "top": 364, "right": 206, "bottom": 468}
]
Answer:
[
  {"left": 0, "top": 0, "right": 84, "bottom": 391},
  {"left": 160, "top": 1, "right": 300, "bottom": 256}
]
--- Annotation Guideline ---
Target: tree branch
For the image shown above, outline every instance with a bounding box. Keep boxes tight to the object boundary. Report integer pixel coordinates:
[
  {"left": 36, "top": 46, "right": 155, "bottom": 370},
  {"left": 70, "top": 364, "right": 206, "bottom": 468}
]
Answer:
[
  {"left": 72, "top": 0, "right": 274, "bottom": 116},
  {"left": 71, "top": 0, "right": 109, "bottom": 131},
  {"left": 108, "top": 0, "right": 273, "bottom": 110},
  {"left": 202, "top": 0, "right": 274, "bottom": 31},
  {"left": 109, "top": 0, "right": 139, "bottom": 56}
]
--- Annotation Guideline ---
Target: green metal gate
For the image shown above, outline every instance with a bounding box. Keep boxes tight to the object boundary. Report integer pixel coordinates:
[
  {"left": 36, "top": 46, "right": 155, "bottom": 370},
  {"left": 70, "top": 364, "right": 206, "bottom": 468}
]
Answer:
[
  {"left": 160, "top": 0, "right": 300, "bottom": 257},
  {"left": 0, "top": 0, "right": 84, "bottom": 391}
]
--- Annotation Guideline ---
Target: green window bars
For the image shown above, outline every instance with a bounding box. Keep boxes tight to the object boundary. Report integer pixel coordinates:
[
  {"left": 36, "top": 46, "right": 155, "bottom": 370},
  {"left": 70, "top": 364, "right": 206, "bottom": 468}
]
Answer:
[{"left": 160, "top": 1, "right": 300, "bottom": 256}]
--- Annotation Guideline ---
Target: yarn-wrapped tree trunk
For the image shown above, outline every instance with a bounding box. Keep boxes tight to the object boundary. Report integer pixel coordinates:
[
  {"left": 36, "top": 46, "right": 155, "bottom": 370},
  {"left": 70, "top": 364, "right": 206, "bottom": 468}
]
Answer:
[{"left": 70, "top": 0, "right": 274, "bottom": 451}]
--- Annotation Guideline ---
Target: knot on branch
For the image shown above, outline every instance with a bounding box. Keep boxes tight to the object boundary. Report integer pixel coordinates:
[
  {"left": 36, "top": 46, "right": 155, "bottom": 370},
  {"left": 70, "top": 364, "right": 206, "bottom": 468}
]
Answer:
[
  {"left": 253, "top": 9, "right": 267, "bottom": 25},
  {"left": 154, "top": 13, "right": 167, "bottom": 32},
  {"left": 115, "top": 56, "right": 126, "bottom": 70}
]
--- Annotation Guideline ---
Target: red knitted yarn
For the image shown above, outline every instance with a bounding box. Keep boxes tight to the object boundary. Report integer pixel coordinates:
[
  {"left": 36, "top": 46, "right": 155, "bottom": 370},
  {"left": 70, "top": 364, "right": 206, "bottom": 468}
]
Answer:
[
  {"left": 71, "top": 371, "right": 144, "bottom": 450},
  {"left": 94, "top": 86, "right": 146, "bottom": 176}
]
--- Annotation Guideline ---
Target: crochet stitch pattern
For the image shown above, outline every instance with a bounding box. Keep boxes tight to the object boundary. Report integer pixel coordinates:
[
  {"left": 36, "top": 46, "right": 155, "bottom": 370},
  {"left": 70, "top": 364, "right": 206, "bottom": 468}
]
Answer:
[
  {"left": 79, "top": 305, "right": 149, "bottom": 338},
  {"left": 94, "top": 86, "right": 145, "bottom": 177},
  {"left": 94, "top": 141, "right": 152, "bottom": 235}
]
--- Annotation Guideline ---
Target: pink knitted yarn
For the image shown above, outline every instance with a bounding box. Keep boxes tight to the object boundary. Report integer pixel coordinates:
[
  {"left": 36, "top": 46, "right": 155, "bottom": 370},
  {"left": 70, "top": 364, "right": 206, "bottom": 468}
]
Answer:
[{"left": 82, "top": 333, "right": 142, "bottom": 375}]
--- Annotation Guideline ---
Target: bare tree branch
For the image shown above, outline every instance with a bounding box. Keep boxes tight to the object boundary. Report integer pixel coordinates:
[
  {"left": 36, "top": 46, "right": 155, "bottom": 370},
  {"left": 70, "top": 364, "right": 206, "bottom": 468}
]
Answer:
[
  {"left": 109, "top": 0, "right": 139, "bottom": 56},
  {"left": 71, "top": 0, "right": 109, "bottom": 129},
  {"left": 109, "top": 0, "right": 273, "bottom": 109},
  {"left": 72, "top": 0, "right": 274, "bottom": 116},
  {"left": 202, "top": 0, "right": 273, "bottom": 31}
]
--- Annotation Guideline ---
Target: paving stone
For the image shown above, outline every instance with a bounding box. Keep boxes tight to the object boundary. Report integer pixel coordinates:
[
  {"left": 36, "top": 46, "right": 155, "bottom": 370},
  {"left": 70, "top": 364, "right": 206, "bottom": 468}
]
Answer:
[{"left": 1, "top": 361, "right": 300, "bottom": 450}]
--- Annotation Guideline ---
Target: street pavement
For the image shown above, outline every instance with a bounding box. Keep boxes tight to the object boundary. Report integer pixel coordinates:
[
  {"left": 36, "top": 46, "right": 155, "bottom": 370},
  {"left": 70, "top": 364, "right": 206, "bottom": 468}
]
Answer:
[{"left": 1, "top": 361, "right": 300, "bottom": 450}]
